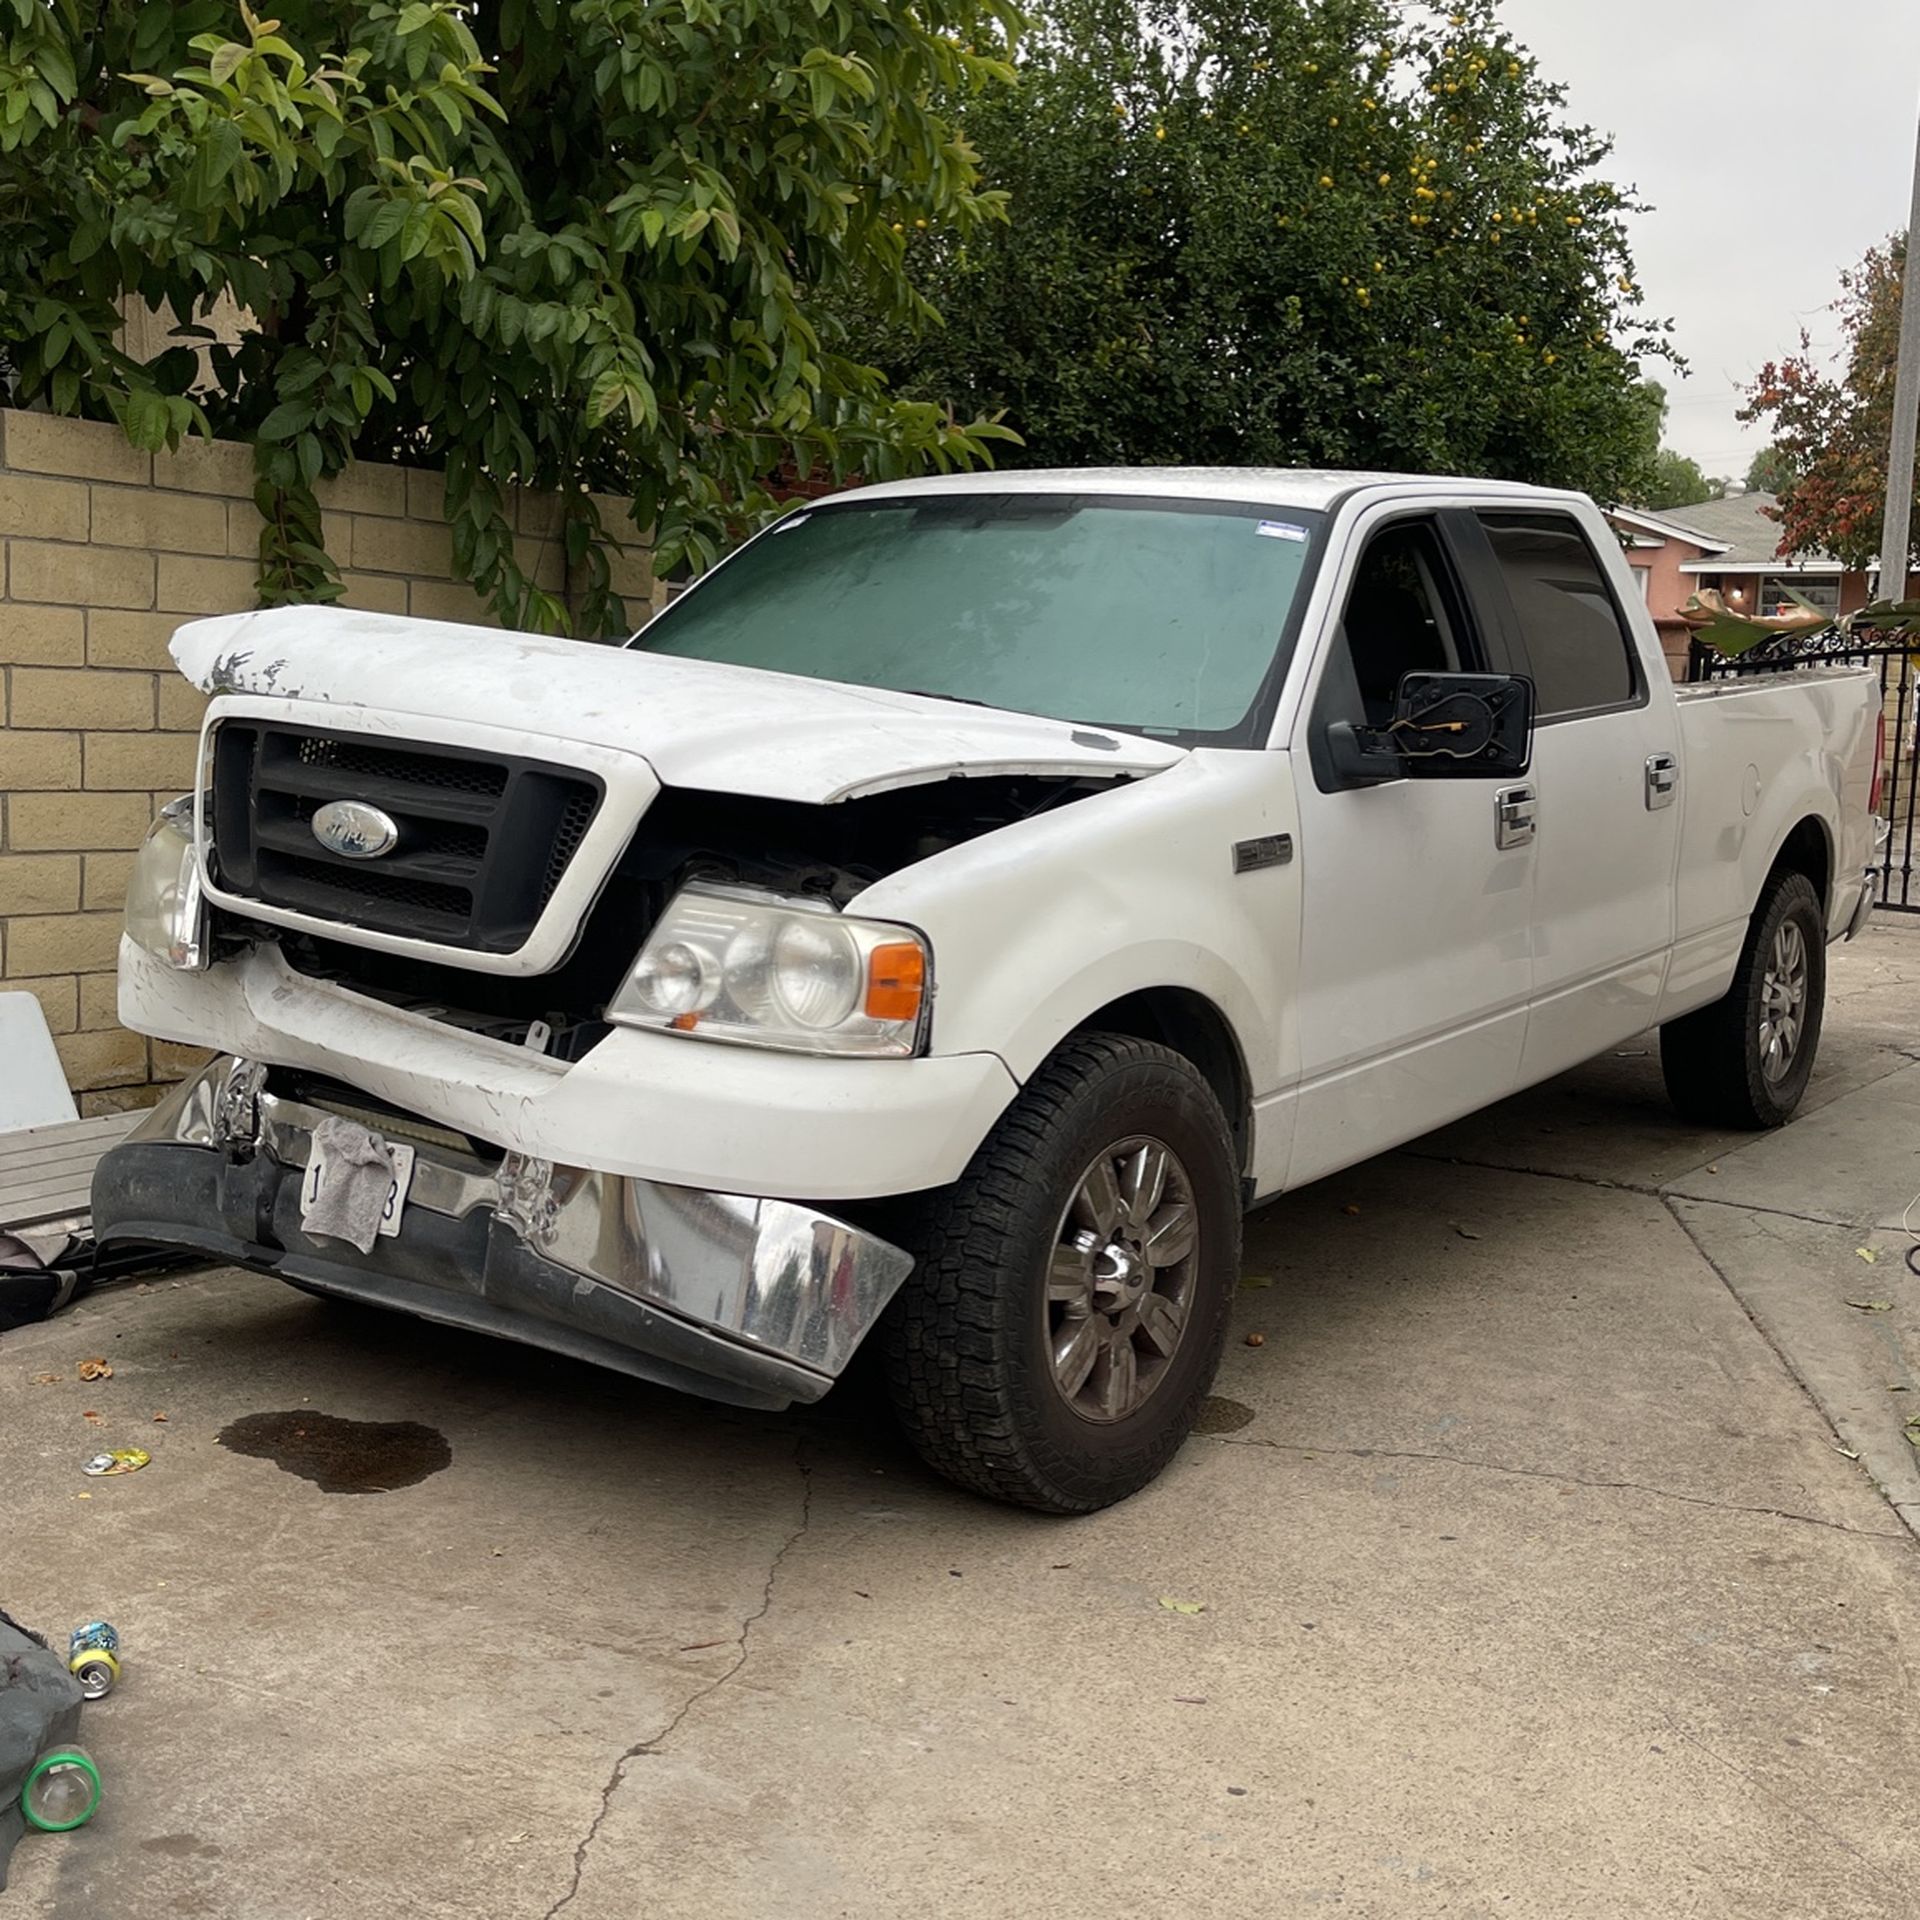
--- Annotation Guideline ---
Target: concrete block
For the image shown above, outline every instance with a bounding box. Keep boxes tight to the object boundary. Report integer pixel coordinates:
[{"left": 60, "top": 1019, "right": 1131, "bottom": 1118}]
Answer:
[
  {"left": 156, "top": 551, "right": 255, "bottom": 615},
  {"left": 150, "top": 1038, "right": 213, "bottom": 1080},
  {"left": 77, "top": 970, "right": 120, "bottom": 1030},
  {"left": 85, "top": 732, "right": 199, "bottom": 791},
  {"left": 157, "top": 677, "right": 209, "bottom": 731},
  {"left": 226, "top": 499, "right": 267, "bottom": 559},
  {"left": 0, "top": 472, "right": 90, "bottom": 542},
  {"left": 352, "top": 513, "right": 454, "bottom": 577},
  {"left": 88, "top": 609, "right": 181, "bottom": 670},
  {"left": 4, "top": 909, "right": 126, "bottom": 976},
  {"left": 80, "top": 1083, "right": 166, "bottom": 1116},
  {"left": 0, "top": 731, "right": 82, "bottom": 792},
  {"left": 9, "top": 537, "right": 154, "bottom": 608},
  {"left": 314, "top": 461, "right": 407, "bottom": 518},
  {"left": 2, "top": 410, "right": 150, "bottom": 485},
  {"left": 0, "top": 854, "right": 82, "bottom": 916},
  {"left": 407, "top": 578, "right": 499, "bottom": 627},
  {"left": 337, "top": 570, "right": 407, "bottom": 615},
  {"left": 8, "top": 790, "right": 154, "bottom": 853},
  {"left": 0, "top": 603, "right": 85, "bottom": 664},
  {"left": 405, "top": 466, "right": 445, "bottom": 521},
  {"left": 90, "top": 484, "right": 230, "bottom": 556},
  {"left": 516, "top": 487, "right": 568, "bottom": 540},
  {"left": 83, "top": 851, "right": 136, "bottom": 910},
  {"left": 160, "top": 435, "right": 257, "bottom": 498},
  {"left": 56, "top": 1024, "right": 149, "bottom": 1091},
  {"left": 10, "top": 667, "right": 153, "bottom": 731}
]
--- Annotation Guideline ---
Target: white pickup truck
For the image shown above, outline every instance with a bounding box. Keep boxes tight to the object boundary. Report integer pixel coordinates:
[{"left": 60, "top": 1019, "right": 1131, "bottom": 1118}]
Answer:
[{"left": 97, "top": 469, "right": 1882, "bottom": 1512}]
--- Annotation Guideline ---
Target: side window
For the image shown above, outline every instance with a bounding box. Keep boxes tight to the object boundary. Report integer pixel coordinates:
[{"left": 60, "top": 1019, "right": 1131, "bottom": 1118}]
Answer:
[
  {"left": 1320, "top": 519, "right": 1471, "bottom": 730},
  {"left": 1479, "top": 513, "right": 1638, "bottom": 719}
]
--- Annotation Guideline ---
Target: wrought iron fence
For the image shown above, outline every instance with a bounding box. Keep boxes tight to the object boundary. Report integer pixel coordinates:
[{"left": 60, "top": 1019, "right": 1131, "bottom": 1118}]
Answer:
[{"left": 1686, "top": 627, "right": 1918, "bottom": 913}]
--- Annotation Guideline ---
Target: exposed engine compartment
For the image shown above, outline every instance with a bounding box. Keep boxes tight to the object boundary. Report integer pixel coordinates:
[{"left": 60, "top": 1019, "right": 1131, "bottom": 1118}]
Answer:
[{"left": 212, "top": 772, "right": 1127, "bottom": 1059}]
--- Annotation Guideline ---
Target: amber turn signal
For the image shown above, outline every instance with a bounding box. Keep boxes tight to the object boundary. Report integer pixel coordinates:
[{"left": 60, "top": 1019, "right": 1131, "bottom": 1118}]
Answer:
[{"left": 864, "top": 941, "right": 926, "bottom": 1023}]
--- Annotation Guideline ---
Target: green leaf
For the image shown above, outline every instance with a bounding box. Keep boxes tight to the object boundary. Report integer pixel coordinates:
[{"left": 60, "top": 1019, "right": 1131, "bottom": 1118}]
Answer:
[
  {"left": 34, "top": 39, "right": 77, "bottom": 102},
  {"left": 209, "top": 41, "right": 247, "bottom": 87},
  {"left": 256, "top": 400, "right": 312, "bottom": 441},
  {"left": 360, "top": 199, "right": 410, "bottom": 251}
]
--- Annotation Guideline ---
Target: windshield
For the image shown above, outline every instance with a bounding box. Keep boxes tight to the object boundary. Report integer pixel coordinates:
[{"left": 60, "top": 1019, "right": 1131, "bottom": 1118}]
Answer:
[{"left": 629, "top": 493, "right": 1325, "bottom": 743}]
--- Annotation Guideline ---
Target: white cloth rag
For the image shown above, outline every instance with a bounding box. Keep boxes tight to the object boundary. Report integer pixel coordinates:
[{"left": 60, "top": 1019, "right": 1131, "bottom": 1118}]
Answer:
[{"left": 300, "top": 1116, "right": 397, "bottom": 1255}]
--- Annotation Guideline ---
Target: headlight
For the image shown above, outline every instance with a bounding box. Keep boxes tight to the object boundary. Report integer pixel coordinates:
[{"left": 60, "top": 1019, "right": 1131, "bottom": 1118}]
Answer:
[
  {"left": 125, "top": 794, "right": 207, "bottom": 971},
  {"left": 609, "top": 884, "right": 930, "bottom": 1057}
]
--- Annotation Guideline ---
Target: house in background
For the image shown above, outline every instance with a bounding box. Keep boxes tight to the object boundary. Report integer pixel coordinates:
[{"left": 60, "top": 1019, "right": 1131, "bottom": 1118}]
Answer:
[
  {"left": 1606, "top": 492, "right": 1920, "bottom": 681},
  {"left": 1605, "top": 502, "right": 1733, "bottom": 679}
]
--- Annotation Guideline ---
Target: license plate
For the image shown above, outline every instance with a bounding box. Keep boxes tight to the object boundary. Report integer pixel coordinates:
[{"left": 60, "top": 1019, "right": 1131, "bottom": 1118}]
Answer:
[{"left": 299, "top": 1139, "right": 416, "bottom": 1239}]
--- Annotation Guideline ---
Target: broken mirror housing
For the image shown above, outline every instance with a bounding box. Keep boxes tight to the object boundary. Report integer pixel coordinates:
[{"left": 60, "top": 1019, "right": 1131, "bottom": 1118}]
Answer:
[
  {"left": 125, "top": 794, "right": 207, "bottom": 971},
  {"left": 608, "top": 882, "right": 931, "bottom": 1058}
]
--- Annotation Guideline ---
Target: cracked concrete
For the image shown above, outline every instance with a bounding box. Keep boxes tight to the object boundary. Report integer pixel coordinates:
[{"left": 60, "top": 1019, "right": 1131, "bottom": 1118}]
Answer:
[
  {"left": 1205, "top": 1432, "right": 1909, "bottom": 1538},
  {"left": 542, "top": 1453, "right": 813, "bottom": 1920},
  {"left": 6, "top": 920, "right": 1920, "bottom": 1917}
]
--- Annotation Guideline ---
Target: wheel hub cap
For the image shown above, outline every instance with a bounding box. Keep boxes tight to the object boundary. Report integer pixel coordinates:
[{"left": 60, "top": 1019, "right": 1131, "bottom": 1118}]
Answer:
[
  {"left": 1045, "top": 1136, "right": 1200, "bottom": 1425},
  {"left": 1758, "top": 918, "right": 1808, "bottom": 1085}
]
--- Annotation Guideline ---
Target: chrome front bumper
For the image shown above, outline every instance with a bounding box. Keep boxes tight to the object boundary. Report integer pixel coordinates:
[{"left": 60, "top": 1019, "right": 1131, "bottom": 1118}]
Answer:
[{"left": 91, "top": 1058, "right": 914, "bottom": 1410}]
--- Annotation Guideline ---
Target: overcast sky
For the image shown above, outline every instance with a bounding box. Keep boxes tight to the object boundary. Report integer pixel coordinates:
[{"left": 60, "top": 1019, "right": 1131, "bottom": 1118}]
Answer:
[{"left": 1496, "top": 0, "right": 1920, "bottom": 481}]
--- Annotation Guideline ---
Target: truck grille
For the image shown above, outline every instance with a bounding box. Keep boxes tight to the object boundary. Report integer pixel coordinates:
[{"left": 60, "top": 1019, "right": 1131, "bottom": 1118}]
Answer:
[{"left": 208, "top": 721, "right": 602, "bottom": 954}]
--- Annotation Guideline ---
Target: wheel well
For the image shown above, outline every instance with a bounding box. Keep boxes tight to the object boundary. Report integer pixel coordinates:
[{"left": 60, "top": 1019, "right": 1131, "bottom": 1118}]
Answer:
[
  {"left": 1769, "top": 816, "right": 1831, "bottom": 917},
  {"left": 1072, "top": 989, "right": 1252, "bottom": 1173}
]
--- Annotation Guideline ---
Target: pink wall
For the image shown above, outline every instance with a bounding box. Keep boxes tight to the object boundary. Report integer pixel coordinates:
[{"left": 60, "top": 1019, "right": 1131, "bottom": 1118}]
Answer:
[{"left": 1622, "top": 534, "right": 1714, "bottom": 681}]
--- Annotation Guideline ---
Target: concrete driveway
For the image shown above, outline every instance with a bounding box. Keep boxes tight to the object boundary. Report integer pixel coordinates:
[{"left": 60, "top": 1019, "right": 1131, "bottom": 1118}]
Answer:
[{"left": 9, "top": 924, "right": 1920, "bottom": 1918}]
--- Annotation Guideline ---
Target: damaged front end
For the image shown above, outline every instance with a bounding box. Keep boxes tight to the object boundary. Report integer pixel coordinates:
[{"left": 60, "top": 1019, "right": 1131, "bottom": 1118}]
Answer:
[
  {"left": 101, "top": 607, "right": 1174, "bottom": 1399},
  {"left": 92, "top": 1058, "right": 912, "bottom": 1410}
]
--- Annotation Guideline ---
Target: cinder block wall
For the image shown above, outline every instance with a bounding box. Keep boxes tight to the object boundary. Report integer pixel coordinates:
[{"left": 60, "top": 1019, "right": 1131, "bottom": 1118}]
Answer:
[{"left": 0, "top": 408, "right": 656, "bottom": 1114}]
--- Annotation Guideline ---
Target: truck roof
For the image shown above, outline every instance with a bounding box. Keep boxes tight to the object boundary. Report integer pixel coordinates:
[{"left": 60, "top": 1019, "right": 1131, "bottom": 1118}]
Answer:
[{"left": 846, "top": 467, "right": 1582, "bottom": 513}]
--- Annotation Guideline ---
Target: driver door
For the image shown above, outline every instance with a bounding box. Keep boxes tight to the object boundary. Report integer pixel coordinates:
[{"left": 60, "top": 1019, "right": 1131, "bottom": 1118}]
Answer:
[{"left": 1285, "top": 508, "right": 1537, "bottom": 1188}]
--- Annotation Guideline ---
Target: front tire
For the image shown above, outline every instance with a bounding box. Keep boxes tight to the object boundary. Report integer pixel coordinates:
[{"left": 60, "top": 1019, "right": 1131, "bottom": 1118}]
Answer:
[
  {"left": 1661, "top": 869, "right": 1826, "bottom": 1129},
  {"left": 882, "top": 1033, "right": 1240, "bottom": 1513}
]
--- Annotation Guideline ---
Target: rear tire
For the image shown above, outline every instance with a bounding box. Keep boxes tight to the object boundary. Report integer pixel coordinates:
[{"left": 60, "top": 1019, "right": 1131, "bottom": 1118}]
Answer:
[
  {"left": 882, "top": 1033, "right": 1240, "bottom": 1514},
  {"left": 1661, "top": 869, "right": 1825, "bottom": 1129}
]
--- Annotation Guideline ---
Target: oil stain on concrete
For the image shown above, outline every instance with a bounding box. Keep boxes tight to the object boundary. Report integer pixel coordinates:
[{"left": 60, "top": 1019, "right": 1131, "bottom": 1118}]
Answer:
[{"left": 216, "top": 1410, "right": 451, "bottom": 1493}]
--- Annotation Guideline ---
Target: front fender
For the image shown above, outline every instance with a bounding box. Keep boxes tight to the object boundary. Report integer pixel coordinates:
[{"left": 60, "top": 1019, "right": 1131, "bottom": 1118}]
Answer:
[{"left": 852, "top": 749, "right": 1301, "bottom": 1091}]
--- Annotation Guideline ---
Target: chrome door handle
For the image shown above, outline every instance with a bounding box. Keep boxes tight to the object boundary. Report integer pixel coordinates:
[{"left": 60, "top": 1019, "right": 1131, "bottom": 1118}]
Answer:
[
  {"left": 1494, "top": 784, "right": 1536, "bottom": 850},
  {"left": 1645, "top": 752, "right": 1678, "bottom": 811}
]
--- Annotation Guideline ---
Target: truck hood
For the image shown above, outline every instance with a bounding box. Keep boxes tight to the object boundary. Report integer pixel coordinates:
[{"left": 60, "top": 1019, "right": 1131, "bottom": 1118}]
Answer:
[{"left": 170, "top": 606, "right": 1186, "bottom": 804}]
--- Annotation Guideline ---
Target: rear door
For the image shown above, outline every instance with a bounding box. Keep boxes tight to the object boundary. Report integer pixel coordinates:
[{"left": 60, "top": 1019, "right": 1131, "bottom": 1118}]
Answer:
[
  {"left": 1284, "top": 506, "right": 1537, "bottom": 1188},
  {"left": 1468, "top": 507, "right": 1681, "bottom": 1083}
]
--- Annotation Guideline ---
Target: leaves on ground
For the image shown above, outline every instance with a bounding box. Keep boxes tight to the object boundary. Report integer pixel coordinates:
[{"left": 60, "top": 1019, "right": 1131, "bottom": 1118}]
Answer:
[
  {"left": 1854, "top": 1247, "right": 1879, "bottom": 1263},
  {"left": 1845, "top": 1299, "right": 1895, "bottom": 1312},
  {"left": 77, "top": 1357, "right": 112, "bottom": 1381},
  {"left": 1158, "top": 1597, "right": 1205, "bottom": 1615}
]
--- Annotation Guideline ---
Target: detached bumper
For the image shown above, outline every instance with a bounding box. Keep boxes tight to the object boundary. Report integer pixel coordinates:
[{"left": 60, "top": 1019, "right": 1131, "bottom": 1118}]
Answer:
[{"left": 90, "top": 1061, "right": 913, "bottom": 1411}]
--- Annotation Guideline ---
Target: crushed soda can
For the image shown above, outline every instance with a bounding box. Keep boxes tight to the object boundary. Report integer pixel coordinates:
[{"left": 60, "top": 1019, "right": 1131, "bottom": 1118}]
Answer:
[
  {"left": 80, "top": 1448, "right": 150, "bottom": 1477},
  {"left": 67, "top": 1621, "right": 121, "bottom": 1699}
]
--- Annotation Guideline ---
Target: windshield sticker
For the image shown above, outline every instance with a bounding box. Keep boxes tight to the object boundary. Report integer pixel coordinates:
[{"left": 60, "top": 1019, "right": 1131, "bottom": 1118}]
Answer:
[{"left": 1256, "top": 520, "right": 1309, "bottom": 542}]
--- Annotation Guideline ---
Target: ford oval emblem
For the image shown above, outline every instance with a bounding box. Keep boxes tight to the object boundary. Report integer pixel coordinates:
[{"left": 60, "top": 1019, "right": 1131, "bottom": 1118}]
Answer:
[{"left": 311, "top": 799, "right": 400, "bottom": 860}]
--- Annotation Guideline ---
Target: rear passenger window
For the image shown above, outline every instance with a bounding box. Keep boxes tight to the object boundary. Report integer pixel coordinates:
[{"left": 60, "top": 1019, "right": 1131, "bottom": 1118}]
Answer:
[{"left": 1478, "top": 513, "right": 1639, "bottom": 719}]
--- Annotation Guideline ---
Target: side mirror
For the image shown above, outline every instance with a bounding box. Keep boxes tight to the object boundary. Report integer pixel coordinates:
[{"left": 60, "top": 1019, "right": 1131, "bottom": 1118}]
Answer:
[
  {"left": 1388, "top": 672, "right": 1532, "bottom": 776},
  {"left": 1342, "top": 671, "right": 1533, "bottom": 780}
]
